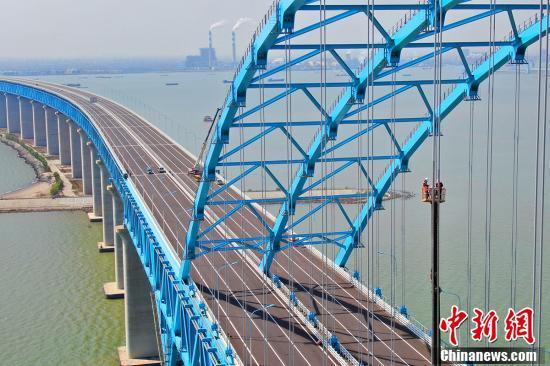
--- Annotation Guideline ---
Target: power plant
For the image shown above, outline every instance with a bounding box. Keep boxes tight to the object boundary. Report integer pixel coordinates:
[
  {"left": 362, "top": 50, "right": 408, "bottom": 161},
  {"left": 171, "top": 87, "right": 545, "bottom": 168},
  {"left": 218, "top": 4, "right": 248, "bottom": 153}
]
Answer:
[{"left": 185, "top": 18, "right": 251, "bottom": 70}]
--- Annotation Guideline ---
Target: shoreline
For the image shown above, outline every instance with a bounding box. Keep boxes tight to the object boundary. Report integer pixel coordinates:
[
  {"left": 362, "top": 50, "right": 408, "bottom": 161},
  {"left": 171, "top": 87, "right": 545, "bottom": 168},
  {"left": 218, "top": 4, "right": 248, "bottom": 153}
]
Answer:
[
  {"left": 0, "top": 133, "right": 49, "bottom": 187},
  {"left": 0, "top": 131, "right": 90, "bottom": 212}
]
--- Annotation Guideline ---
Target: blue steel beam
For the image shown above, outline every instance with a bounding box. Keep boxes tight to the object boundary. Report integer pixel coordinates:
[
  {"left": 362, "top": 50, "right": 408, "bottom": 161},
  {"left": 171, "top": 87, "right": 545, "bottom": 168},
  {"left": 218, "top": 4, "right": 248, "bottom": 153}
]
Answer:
[
  {"left": 206, "top": 190, "right": 376, "bottom": 206},
  {"left": 259, "top": 0, "right": 463, "bottom": 274},
  {"left": 188, "top": 1, "right": 544, "bottom": 277},
  {"left": 335, "top": 15, "right": 550, "bottom": 267},
  {"left": 184, "top": 0, "right": 311, "bottom": 280},
  {"left": 233, "top": 116, "right": 426, "bottom": 128},
  {"left": 0, "top": 80, "right": 234, "bottom": 366},
  {"left": 299, "top": 4, "right": 549, "bottom": 11},
  {"left": 216, "top": 154, "right": 398, "bottom": 168},
  {"left": 270, "top": 41, "right": 511, "bottom": 50}
]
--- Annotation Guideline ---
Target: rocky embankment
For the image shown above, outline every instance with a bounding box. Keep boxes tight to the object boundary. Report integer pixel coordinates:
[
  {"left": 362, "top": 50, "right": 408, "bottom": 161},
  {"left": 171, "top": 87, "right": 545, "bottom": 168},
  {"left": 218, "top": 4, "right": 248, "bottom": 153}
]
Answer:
[{"left": 0, "top": 133, "right": 49, "bottom": 182}]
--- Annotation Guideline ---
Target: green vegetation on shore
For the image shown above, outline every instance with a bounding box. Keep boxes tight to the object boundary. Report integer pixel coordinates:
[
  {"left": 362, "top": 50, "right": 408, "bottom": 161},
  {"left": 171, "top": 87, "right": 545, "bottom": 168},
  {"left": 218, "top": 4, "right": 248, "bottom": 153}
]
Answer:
[
  {"left": 4, "top": 133, "right": 50, "bottom": 172},
  {"left": 50, "top": 172, "right": 64, "bottom": 197}
]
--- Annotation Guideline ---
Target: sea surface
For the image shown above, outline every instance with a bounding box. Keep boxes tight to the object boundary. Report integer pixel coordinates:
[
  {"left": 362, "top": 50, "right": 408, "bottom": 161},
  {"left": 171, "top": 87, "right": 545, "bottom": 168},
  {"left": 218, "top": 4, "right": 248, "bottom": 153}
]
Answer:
[
  {"left": 0, "top": 68, "right": 548, "bottom": 364},
  {"left": 0, "top": 142, "right": 124, "bottom": 364}
]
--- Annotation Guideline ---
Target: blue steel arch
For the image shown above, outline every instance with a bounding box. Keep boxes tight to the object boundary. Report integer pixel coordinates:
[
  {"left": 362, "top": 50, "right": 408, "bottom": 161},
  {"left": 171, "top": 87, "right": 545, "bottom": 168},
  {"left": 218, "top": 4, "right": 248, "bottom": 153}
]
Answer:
[
  {"left": 0, "top": 80, "right": 236, "bottom": 366},
  {"left": 185, "top": 1, "right": 549, "bottom": 278}
]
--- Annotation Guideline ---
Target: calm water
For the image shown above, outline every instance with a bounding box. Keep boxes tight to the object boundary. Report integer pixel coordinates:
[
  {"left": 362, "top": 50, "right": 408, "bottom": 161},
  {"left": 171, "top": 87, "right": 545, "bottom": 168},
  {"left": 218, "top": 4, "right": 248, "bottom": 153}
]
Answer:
[
  {"left": 0, "top": 147, "right": 124, "bottom": 364},
  {"left": 3, "top": 68, "right": 547, "bottom": 361},
  {"left": 0, "top": 142, "right": 35, "bottom": 194}
]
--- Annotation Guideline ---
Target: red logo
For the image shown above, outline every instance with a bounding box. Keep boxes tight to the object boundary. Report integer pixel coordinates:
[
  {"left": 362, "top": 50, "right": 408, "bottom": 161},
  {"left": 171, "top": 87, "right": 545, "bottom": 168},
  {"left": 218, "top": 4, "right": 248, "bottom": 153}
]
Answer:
[
  {"left": 439, "top": 306, "right": 535, "bottom": 346},
  {"left": 439, "top": 305, "right": 468, "bottom": 346},
  {"left": 504, "top": 307, "right": 535, "bottom": 344},
  {"left": 471, "top": 308, "right": 499, "bottom": 343}
]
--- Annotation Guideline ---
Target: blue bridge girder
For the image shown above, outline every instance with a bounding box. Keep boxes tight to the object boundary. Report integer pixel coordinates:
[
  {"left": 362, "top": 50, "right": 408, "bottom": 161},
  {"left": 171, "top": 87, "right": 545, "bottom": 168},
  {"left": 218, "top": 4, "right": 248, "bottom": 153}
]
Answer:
[
  {"left": 185, "top": 0, "right": 550, "bottom": 280},
  {"left": 0, "top": 80, "right": 236, "bottom": 366}
]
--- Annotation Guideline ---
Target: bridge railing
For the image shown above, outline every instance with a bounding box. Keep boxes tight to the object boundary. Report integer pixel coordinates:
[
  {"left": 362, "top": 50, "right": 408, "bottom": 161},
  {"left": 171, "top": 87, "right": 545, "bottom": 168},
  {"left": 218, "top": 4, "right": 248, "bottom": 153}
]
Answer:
[{"left": 0, "top": 79, "right": 237, "bottom": 366}]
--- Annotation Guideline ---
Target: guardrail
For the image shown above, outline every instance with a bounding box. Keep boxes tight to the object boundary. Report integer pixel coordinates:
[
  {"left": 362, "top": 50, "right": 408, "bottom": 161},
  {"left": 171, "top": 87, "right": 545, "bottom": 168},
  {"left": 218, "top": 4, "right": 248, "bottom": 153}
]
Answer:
[{"left": 0, "top": 79, "right": 236, "bottom": 366}]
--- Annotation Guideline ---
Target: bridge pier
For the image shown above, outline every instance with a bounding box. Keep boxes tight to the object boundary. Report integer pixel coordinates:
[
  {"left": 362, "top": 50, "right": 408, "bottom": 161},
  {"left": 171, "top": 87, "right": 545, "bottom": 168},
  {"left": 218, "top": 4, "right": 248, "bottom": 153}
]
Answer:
[
  {"left": 97, "top": 159, "right": 114, "bottom": 252},
  {"left": 68, "top": 121, "right": 82, "bottom": 179},
  {"left": 103, "top": 186, "right": 126, "bottom": 299},
  {"left": 44, "top": 107, "right": 59, "bottom": 156},
  {"left": 112, "top": 189, "right": 125, "bottom": 289},
  {"left": 5, "top": 94, "right": 20, "bottom": 134},
  {"left": 79, "top": 130, "right": 92, "bottom": 195},
  {"left": 56, "top": 113, "right": 71, "bottom": 165},
  {"left": 32, "top": 101, "right": 46, "bottom": 147},
  {"left": 0, "top": 94, "right": 6, "bottom": 129},
  {"left": 18, "top": 97, "right": 34, "bottom": 140},
  {"left": 119, "top": 225, "right": 160, "bottom": 365},
  {"left": 88, "top": 143, "right": 103, "bottom": 222}
]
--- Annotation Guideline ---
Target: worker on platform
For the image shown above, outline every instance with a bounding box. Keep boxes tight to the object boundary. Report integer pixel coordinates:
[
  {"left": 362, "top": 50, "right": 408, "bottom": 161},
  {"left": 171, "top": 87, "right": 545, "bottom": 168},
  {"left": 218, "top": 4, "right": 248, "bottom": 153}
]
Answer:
[{"left": 422, "top": 177, "right": 430, "bottom": 200}]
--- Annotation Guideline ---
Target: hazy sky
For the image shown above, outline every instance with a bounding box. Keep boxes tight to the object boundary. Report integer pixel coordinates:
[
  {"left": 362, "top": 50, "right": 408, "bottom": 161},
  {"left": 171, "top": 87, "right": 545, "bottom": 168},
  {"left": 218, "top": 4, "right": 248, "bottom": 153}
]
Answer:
[
  {"left": 0, "top": 1, "right": 543, "bottom": 60},
  {"left": 0, "top": 0, "right": 272, "bottom": 59}
]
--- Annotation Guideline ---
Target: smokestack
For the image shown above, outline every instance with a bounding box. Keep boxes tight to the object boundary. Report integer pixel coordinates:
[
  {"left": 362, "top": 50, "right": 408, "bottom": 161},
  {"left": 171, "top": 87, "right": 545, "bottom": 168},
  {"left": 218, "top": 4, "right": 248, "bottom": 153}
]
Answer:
[
  {"left": 209, "top": 30, "right": 213, "bottom": 69},
  {"left": 208, "top": 20, "right": 226, "bottom": 70},
  {"left": 232, "top": 31, "right": 237, "bottom": 67},
  {"left": 231, "top": 18, "right": 252, "bottom": 68}
]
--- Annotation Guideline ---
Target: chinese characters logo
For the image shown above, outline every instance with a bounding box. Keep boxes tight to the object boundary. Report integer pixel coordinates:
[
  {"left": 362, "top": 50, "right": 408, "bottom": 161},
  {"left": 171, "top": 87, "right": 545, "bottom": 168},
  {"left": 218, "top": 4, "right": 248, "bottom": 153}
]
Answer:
[{"left": 439, "top": 306, "right": 535, "bottom": 346}]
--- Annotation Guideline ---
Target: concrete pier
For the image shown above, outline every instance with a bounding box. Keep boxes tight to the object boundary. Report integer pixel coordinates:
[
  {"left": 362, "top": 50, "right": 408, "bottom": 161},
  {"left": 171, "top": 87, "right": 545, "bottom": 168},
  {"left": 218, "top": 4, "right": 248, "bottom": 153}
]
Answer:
[
  {"left": 79, "top": 130, "right": 92, "bottom": 195},
  {"left": 57, "top": 113, "right": 71, "bottom": 165},
  {"left": 0, "top": 94, "right": 6, "bottom": 129},
  {"left": 5, "top": 94, "right": 20, "bottom": 134},
  {"left": 88, "top": 143, "right": 103, "bottom": 221},
  {"left": 120, "top": 225, "right": 160, "bottom": 363},
  {"left": 103, "top": 187, "right": 126, "bottom": 300},
  {"left": 18, "top": 97, "right": 34, "bottom": 140},
  {"left": 112, "top": 191, "right": 125, "bottom": 290},
  {"left": 32, "top": 101, "right": 47, "bottom": 146},
  {"left": 98, "top": 159, "right": 114, "bottom": 252},
  {"left": 44, "top": 107, "right": 59, "bottom": 156},
  {"left": 68, "top": 121, "right": 82, "bottom": 179}
]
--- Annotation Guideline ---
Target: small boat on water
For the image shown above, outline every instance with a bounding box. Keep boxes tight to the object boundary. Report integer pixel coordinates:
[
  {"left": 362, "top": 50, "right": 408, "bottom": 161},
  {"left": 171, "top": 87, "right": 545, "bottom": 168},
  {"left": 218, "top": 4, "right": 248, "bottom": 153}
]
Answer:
[
  {"left": 268, "top": 77, "right": 285, "bottom": 82},
  {"left": 222, "top": 80, "right": 232, "bottom": 84},
  {"left": 203, "top": 115, "right": 213, "bottom": 123},
  {"left": 64, "top": 83, "right": 81, "bottom": 87},
  {"left": 165, "top": 82, "right": 179, "bottom": 86}
]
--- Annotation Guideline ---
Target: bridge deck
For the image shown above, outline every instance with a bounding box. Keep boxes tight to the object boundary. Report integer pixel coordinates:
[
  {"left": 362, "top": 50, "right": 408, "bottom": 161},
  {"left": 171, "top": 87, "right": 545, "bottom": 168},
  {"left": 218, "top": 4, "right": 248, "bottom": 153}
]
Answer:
[{"left": 19, "top": 79, "right": 431, "bottom": 366}]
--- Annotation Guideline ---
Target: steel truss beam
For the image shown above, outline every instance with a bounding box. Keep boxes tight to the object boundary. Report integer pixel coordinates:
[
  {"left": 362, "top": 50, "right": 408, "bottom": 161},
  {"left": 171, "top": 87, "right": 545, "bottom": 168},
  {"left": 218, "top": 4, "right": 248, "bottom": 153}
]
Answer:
[
  {"left": 259, "top": 0, "right": 463, "bottom": 273},
  {"left": 335, "top": 15, "right": 550, "bottom": 266},
  {"left": 185, "top": 0, "right": 314, "bottom": 280},
  {"left": 187, "top": 0, "right": 548, "bottom": 280}
]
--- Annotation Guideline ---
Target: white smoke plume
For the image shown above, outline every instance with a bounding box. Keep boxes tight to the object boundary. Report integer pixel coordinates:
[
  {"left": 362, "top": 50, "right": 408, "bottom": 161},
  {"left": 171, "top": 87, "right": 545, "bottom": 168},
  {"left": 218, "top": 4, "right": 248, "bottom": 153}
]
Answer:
[
  {"left": 232, "top": 17, "right": 252, "bottom": 32},
  {"left": 210, "top": 20, "right": 226, "bottom": 31}
]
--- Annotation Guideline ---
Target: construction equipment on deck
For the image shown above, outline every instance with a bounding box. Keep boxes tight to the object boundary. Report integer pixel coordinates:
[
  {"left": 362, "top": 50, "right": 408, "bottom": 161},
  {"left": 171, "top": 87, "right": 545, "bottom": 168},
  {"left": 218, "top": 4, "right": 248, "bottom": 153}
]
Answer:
[{"left": 189, "top": 107, "right": 221, "bottom": 182}]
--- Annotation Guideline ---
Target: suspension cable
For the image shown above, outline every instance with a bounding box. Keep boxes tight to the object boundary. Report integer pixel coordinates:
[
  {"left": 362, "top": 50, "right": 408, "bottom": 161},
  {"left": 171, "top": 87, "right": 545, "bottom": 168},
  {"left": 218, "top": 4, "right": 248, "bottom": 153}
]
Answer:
[
  {"left": 532, "top": 0, "right": 548, "bottom": 356},
  {"left": 466, "top": 99, "right": 474, "bottom": 347},
  {"left": 283, "top": 26, "right": 296, "bottom": 366},
  {"left": 510, "top": 62, "right": 521, "bottom": 324}
]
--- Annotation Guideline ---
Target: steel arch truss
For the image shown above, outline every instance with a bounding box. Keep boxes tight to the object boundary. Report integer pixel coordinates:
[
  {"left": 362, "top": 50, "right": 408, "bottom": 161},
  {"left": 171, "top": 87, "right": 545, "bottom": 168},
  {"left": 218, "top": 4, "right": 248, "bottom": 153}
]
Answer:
[{"left": 184, "top": 0, "right": 549, "bottom": 278}]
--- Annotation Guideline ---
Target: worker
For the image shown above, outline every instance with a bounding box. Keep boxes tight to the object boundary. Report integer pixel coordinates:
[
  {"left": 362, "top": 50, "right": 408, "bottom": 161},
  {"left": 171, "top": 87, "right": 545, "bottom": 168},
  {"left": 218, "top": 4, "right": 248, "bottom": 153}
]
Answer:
[{"left": 422, "top": 177, "right": 430, "bottom": 200}]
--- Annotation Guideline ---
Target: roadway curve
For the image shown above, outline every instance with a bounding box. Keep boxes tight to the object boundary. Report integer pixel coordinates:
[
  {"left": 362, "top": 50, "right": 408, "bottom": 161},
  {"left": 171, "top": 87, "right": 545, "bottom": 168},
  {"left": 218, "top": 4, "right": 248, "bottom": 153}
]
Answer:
[{"left": 9, "top": 78, "right": 430, "bottom": 366}]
